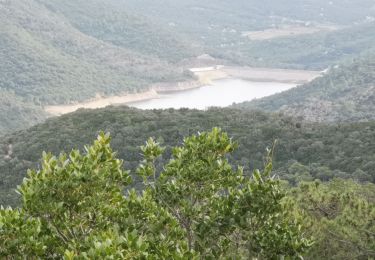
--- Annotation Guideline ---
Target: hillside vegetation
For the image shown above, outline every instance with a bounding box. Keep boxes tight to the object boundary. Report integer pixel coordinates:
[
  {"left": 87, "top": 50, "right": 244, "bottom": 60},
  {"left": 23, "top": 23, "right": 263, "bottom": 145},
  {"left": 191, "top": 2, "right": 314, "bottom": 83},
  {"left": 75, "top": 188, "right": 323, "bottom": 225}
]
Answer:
[
  {"left": 1, "top": 1, "right": 374, "bottom": 258},
  {"left": 0, "top": 0, "right": 195, "bottom": 133},
  {"left": 235, "top": 53, "right": 375, "bottom": 121},
  {"left": 126, "top": 0, "right": 375, "bottom": 32},
  {"left": 36, "top": 0, "right": 199, "bottom": 63},
  {"left": 2, "top": 0, "right": 375, "bottom": 134},
  {"left": 125, "top": 0, "right": 375, "bottom": 69},
  {"left": 1, "top": 106, "right": 375, "bottom": 207},
  {"left": 219, "top": 23, "right": 375, "bottom": 70},
  {"left": 0, "top": 129, "right": 312, "bottom": 259},
  {"left": 0, "top": 0, "right": 192, "bottom": 105},
  {"left": 1, "top": 129, "right": 374, "bottom": 259},
  {"left": 0, "top": 89, "right": 47, "bottom": 134}
]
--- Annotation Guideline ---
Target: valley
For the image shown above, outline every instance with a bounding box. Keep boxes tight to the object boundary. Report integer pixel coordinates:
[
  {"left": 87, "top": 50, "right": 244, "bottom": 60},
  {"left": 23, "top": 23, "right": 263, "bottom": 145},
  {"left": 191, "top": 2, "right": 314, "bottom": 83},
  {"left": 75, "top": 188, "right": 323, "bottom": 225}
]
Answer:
[
  {"left": 45, "top": 66, "right": 321, "bottom": 115},
  {"left": 1, "top": 1, "right": 375, "bottom": 258},
  {"left": 1, "top": 0, "right": 375, "bottom": 133}
]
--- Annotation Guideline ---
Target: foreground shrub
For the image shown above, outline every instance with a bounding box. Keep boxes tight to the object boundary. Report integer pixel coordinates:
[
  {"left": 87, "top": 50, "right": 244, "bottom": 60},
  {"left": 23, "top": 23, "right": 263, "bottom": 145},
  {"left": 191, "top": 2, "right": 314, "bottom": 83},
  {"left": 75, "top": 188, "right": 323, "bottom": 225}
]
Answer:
[{"left": 1, "top": 129, "right": 311, "bottom": 258}]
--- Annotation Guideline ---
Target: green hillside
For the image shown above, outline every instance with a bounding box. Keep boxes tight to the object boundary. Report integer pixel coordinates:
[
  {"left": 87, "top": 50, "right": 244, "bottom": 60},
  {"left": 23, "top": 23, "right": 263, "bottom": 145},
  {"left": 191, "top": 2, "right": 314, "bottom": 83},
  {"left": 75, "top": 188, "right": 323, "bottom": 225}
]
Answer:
[
  {"left": 2, "top": 0, "right": 375, "bottom": 134},
  {"left": 1, "top": 106, "right": 374, "bottom": 206},
  {"left": 215, "top": 23, "right": 375, "bottom": 70},
  {"left": 0, "top": 0, "right": 192, "bottom": 104},
  {"left": 125, "top": 0, "right": 375, "bottom": 31},
  {"left": 1, "top": 129, "right": 374, "bottom": 259},
  {"left": 1, "top": 1, "right": 374, "bottom": 258},
  {"left": 0, "top": 0, "right": 196, "bottom": 133},
  {"left": 235, "top": 53, "right": 375, "bottom": 121},
  {"left": 0, "top": 89, "right": 47, "bottom": 134},
  {"left": 36, "top": 0, "right": 199, "bottom": 63},
  {"left": 125, "top": 0, "right": 375, "bottom": 69}
]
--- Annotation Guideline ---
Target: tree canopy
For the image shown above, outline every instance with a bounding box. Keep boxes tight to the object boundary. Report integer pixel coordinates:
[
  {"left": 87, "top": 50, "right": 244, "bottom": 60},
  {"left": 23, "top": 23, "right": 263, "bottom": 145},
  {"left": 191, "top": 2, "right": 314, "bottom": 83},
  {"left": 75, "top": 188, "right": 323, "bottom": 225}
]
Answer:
[
  {"left": 290, "top": 179, "right": 375, "bottom": 259},
  {"left": 0, "top": 129, "right": 312, "bottom": 258},
  {"left": 235, "top": 53, "right": 375, "bottom": 122},
  {"left": 2, "top": 107, "right": 375, "bottom": 207}
]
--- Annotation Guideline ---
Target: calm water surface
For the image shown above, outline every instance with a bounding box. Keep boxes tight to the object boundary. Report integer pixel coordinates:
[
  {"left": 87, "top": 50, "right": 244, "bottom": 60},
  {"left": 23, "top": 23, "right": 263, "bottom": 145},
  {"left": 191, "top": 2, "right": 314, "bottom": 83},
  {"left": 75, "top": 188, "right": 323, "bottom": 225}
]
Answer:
[{"left": 130, "top": 79, "right": 296, "bottom": 109}]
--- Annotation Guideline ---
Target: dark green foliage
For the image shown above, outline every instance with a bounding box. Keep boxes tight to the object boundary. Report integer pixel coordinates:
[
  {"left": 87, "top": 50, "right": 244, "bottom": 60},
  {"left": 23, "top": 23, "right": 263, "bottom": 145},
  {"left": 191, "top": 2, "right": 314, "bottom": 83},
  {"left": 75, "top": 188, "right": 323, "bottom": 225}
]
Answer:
[
  {"left": 0, "top": 130, "right": 311, "bottom": 258},
  {"left": 291, "top": 179, "right": 375, "bottom": 259},
  {"left": 1, "top": 106, "right": 375, "bottom": 207},
  {"left": 236, "top": 53, "right": 375, "bottom": 121},
  {"left": 0, "top": 89, "right": 47, "bottom": 134}
]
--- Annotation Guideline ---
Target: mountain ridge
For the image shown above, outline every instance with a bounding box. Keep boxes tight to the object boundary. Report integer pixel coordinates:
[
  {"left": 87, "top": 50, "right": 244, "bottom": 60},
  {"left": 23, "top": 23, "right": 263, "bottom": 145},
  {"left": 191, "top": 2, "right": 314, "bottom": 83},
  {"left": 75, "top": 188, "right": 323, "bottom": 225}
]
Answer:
[
  {"left": 234, "top": 53, "right": 375, "bottom": 122},
  {"left": 1, "top": 106, "right": 374, "bottom": 206}
]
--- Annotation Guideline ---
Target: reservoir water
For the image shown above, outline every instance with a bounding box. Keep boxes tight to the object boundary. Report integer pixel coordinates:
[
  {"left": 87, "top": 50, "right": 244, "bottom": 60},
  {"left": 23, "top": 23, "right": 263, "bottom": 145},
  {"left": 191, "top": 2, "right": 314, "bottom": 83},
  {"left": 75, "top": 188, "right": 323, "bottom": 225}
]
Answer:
[{"left": 129, "top": 79, "right": 296, "bottom": 109}]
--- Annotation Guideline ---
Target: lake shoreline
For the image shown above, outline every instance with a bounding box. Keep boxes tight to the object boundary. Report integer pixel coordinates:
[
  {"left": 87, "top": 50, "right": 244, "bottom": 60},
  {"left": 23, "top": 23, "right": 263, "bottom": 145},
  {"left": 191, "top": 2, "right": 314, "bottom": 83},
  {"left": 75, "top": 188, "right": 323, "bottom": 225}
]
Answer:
[
  {"left": 44, "top": 66, "right": 322, "bottom": 116},
  {"left": 44, "top": 81, "right": 203, "bottom": 116}
]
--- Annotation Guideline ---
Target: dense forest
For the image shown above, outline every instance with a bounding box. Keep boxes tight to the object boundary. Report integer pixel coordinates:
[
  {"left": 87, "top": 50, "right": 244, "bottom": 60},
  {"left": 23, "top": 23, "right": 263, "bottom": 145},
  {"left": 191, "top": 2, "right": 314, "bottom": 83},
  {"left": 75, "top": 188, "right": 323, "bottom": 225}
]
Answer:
[
  {"left": 1, "top": 129, "right": 374, "bottom": 259},
  {"left": 125, "top": 0, "right": 375, "bottom": 28},
  {"left": 125, "top": 0, "right": 375, "bottom": 69},
  {"left": 0, "top": 0, "right": 193, "bottom": 104},
  {"left": 1, "top": 106, "right": 375, "bottom": 207},
  {"left": 236, "top": 53, "right": 375, "bottom": 121},
  {"left": 1, "top": 0, "right": 375, "bottom": 134},
  {"left": 0, "top": 0, "right": 195, "bottom": 133},
  {"left": 218, "top": 23, "right": 375, "bottom": 70},
  {"left": 1, "top": 1, "right": 375, "bottom": 258},
  {"left": 0, "top": 89, "right": 47, "bottom": 134},
  {"left": 0, "top": 129, "right": 313, "bottom": 258},
  {"left": 35, "top": 0, "right": 200, "bottom": 63}
]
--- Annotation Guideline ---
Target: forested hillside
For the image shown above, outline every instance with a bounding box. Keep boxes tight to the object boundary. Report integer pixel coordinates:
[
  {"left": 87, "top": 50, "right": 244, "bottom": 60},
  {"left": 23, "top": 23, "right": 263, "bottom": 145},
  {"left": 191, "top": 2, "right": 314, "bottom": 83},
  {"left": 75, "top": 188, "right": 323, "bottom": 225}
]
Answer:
[
  {"left": 218, "top": 22, "right": 375, "bottom": 70},
  {"left": 235, "top": 53, "right": 375, "bottom": 121},
  {"left": 1, "top": 130, "right": 374, "bottom": 259},
  {"left": 0, "top": 0, "right": 195, "bottom": 133},
  {"left": 125, "top": 0, "right": 375, "bottom": 69},
  {"left": 36, "top": 0, "right": 199, "bottom": 63},
  {"left": 0, "top": 129, "right": 314, "bottom": 259},
  {"left": 1, "top": 106, "right": 374, "bottom": 206},
  {"left": 1, "top": 1, "right": 374, "bottom": 258},
  {"left": 126, "top": 0, "right": 375, "bottom": 33},
  {"left": 2, "top": 0, "right": 375, "bottom": 134},
  {"left": 0, "top": 0, "right": 193, "bottom": 104},
  {"left": 0, "top": 89, "right": 47, "bottom": 134}
]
